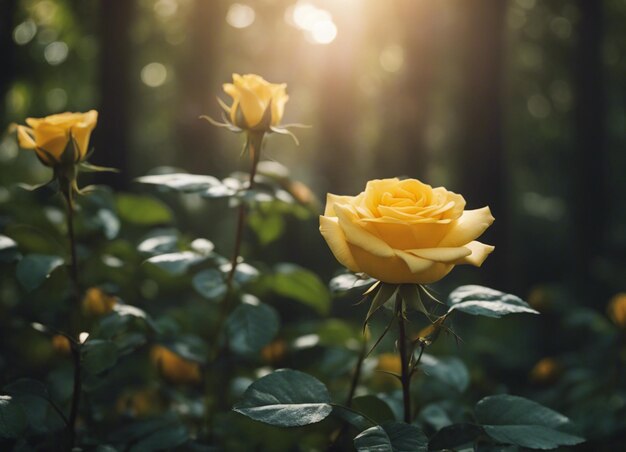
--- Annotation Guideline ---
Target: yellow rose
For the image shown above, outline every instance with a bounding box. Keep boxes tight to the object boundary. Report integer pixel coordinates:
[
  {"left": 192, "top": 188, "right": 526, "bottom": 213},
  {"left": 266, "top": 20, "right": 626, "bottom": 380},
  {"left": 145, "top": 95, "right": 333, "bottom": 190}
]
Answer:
[
  {"left": 319, "top": 178, "right": 495, "bottom": 284},
  {"left": 529, "top": 357, "right": 561, "bottom": 384},
  {"left": 607, "top": 293, "right": 626, "bottom": 329},
  {"left": 17, "top": 110, "right": 98, "bottom": 166},
  {"left": 150, "top": 345, "right": 202, "bottom": 385},
  {"left": 222, "top": 74, "right": 288, "bottom": 131},
  {"left": 82, "top": 287, "right": 117, "bottom": 316}
]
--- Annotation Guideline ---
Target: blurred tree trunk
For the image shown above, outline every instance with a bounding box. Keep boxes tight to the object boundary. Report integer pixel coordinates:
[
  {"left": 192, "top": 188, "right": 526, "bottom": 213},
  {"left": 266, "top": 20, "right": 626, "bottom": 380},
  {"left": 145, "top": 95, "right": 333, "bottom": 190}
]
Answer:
[
  {"left": 375, "top": 1, "right": 437, "bottom": 180},
  {"left": 316, "top": 19, "right": 359, "bottom": 195},
  {"left": 455, "top": 0, "right": 508, "bottom": 287},
  {"left": 176, "top": 0, "right": 225, "bottom": 175},
  {"left": 572, "top": 0, "right": 606, "bottom": 297},
  {"left": 94, "top": 0, "right": 135, "bottom": 189},
  {"left": 0, "top": 0, "right": 16, "bottom": 126}
]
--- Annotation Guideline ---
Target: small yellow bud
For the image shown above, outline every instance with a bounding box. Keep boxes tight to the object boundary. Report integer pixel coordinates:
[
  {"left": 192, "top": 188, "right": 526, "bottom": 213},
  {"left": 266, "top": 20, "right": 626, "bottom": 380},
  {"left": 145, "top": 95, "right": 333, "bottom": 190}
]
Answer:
[
  {"left": 150, "top": 345, "right": 202, "bottom": 385},
  {"left": 529, "top": 357, "right": 561, "bottom": 384},
  {"left": 82, "top": 287, "right": 117, "bottom": 316},
  {"left": 376, "top": 353, "right": 402, "bottom": 375},
  {"left": 261, "top": 339, "right": 287, "bottom": 364},
  {"left": 607, "top": 293, "right": 626, "bottom": 330},
  {"left": 51, "top": 335, "right": 71, "bottom": 355}
]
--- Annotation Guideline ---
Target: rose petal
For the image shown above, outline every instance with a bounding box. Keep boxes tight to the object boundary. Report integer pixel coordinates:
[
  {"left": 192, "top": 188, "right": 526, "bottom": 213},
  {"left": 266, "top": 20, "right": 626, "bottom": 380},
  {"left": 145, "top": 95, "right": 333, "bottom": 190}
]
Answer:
[
  {"left": 324, "top": 193, "right": 357, "bottom": 217},
  {"left": 456, "top": 240, "right": 495, "bottom": 266},
  {"left": 319, "top": 216, "right": 360, "bottom": 272},
  {"left": 408, "top": 246, "right": 472, "bottom": 263},
  {"left": 17, "top": 126, "right": 36, "bottom": 149},
  {"left": 438, "top": 207, "right": 495, "bottom": 247},
  {"left": 334, "top": 204, "right": 395, "bottom": 258}
]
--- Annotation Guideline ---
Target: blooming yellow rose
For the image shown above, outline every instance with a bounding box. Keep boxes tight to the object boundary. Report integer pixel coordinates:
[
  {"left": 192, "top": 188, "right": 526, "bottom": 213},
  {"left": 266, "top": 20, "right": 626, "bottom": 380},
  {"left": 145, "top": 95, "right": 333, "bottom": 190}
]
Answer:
[
  {"left": 320, "top": 178, "right": 495, "bottom": 284},
  {"left": 222, "top": 74, "right": 288, "bottom": 131},
  {"left": 17, "top": 110, "right": 98, "bottom": 166}
]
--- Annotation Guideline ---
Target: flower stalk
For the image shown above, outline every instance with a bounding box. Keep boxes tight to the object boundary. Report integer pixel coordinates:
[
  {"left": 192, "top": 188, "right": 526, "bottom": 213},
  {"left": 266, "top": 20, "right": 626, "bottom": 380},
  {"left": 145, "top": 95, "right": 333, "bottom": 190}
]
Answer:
[
  {"left": 395, "top": 293, "right": 412, "bottom": 423},
  {"left": 62, "top": 183, "right": 82, "bottom": 450}
]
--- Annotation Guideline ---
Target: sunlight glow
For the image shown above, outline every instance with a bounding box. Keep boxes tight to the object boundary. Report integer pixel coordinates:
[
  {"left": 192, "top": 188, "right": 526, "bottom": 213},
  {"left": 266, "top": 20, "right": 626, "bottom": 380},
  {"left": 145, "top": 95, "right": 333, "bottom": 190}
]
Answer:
[
  {"left": 287, "top": 2, "right": 337, "bottom": 45},
  {"left": 44, "top": 41, "right": 68, "bottom": 65},
  {"left": 379, "top": 44, "right": 404, "bottom": 72},
  {"left": 226, "top": 3, "right": 256, "bottom": 29},
  {"left": 154, "top": 0, "right": 178, "bottom": 18}
]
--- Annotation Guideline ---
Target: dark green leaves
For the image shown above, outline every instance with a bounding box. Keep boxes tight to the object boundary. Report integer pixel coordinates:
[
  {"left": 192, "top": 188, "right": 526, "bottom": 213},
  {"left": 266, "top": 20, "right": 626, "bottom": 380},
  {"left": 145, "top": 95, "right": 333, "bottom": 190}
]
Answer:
[
  {"left": 233, "top": 369, "right": 332, "bottom": 427},
  {"left": 16, "top": 254, "right": 64, "bottom": 291},
  {"left": 448, "top": 285, "right": 538, "bottom": 318},
  {"left": 116, "top": 194, "right": 173, "bottom": 225},
  {"left": 329, "top": 273, "right": 376, "bottom": 295},
  {"left": 145, "top": 251, "right": 206, "bottom": 275},
  {"left": 0, "top": 395, "right": 28, "bottom": 439},
  {"left": 82, "top": 340, "right": 118, "bottom": 374},
  {"left": 271, "top": 263, "right": 330, "bottom": 315},
  {"left": 226, "top": 300, "right": 280, "bottom": 354},
  {"left": 419, "top": 354, "right": 469, "bottom": 392},
  {"left": 0, "top": 235, "right": 20, "bottom": 262},
  {"left": 354, "top": 422, "right": 428, "bottom": 452},
  {"left": 475, "top": 395, "right": 584, "bottom": 449},
  {"left": 136, "top": 173, "right": 222, "bottom": 193},
  {"left": 192, "top": 269, "right": 226, "bottom": 300}
]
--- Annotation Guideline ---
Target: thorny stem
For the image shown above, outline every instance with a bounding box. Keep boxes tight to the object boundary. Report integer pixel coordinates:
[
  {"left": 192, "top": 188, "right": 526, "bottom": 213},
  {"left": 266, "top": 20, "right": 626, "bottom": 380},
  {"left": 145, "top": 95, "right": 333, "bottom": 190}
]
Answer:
[
  {"left": 396, "top": 294, "right": 412, "bottom": 423},
  {"left": 345, "top": 335, "right": 367, "bottom": 408},
  {"left": 205, "top": 132, "right": 264, "bottom": 437},
  {"left": 63, "top": 188, "right": 82, "bottom": 451}
]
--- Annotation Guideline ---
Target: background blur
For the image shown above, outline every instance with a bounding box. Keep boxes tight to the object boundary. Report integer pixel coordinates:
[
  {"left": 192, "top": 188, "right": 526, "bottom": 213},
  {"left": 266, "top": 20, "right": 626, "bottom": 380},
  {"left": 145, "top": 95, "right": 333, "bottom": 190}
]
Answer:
[{"left": 1, "top": 0, "right": 625, "bottom": 306}]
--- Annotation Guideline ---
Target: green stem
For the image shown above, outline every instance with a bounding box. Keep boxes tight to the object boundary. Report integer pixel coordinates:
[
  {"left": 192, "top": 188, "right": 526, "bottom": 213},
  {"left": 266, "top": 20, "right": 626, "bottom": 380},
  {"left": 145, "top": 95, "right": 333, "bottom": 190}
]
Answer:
[
  {"left": 63, "top": 188, "right": 82, "bottom": 450},
  {"left": 345, "top": 335, "right": 367, "bottom": 408},
  {"left": 396, "top": 294, "right": 412, "bottom": 423},
  {"left": 205, "top": 132, "right": 263, "bottom": 437}
]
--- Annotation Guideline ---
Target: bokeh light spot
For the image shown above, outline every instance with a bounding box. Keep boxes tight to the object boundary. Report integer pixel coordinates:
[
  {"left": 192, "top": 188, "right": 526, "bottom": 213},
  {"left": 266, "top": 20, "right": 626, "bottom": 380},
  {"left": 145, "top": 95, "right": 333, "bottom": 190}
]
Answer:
[
  {"left": 154, "top": 0, "right": 178, "bottom": 18},
  {"left": 46, "top": 88, "right": 67, "bottom": 111},
  {"left": 379, "top": 45, "right": 404, "bottom": 72},
  {"left": 226, "top": 3, "right": 255, "bottom": 29},
  {"left": 44, "top": 41, "right": 68, "bottom": 65},
  {"left": 141, "top": 62, "right": 168, "bottom": 88},
  {"left": 527, "top": 94, "right": 551, "bottom": 119},
  {"left": 13, "top": 20, "right": 37, "bottom": 45},
  {"left": 309, "top": 19, "right": 337, "bottom": 44}
]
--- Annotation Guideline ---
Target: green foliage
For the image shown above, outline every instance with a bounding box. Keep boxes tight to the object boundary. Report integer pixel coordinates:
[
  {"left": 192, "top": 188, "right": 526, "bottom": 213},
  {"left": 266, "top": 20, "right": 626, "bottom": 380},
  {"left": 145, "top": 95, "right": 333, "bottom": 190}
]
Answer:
[
  {"left": 16, "top": 253, "right": 64, "bottom": 291},
  {"left": 226, "top": 299, "right": 280, "bottom": 355},
  {"left": 0, "top": 396, "right": 28, "bottom": 439},
  {"left": 354, "top": 423, "right": 428, "bottom": 452},
  {"left": 475, "top": 395, "right": 585, "bottom": 449},
  {"left": 116, "top": 193, "right": 173, "bottom": 225},
  {"left": 447, "top": 285, "right": 539, "bottom": 318},
  {"left": 270, "top": 263, "right": 331, "bottom": 314},
  {"left": 233, "top": 369, "right": 333, "bottom": 427}
]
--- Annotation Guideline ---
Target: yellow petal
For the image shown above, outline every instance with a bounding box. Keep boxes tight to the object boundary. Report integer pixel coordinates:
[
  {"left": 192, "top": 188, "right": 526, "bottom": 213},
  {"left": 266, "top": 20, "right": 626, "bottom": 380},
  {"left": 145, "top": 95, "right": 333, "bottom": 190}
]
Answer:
[
  {"left": 71, "top": 110, "right": 98, "bottom": 159},
  {"left": 324, "top": 193, "right": 357, "bottom": 216},
  {"left": 319, "top": 216, "right": 360, "bottom": 272},
  {"left": 438, "top": 207, "right": 495, "bottom": 247},
  {"left": 334, "top": 204, "right": 395, "bottom": 258},
  {"left": 237, "top": 84, "right": 266, "bottom": 127},
  {"left": 34, "top": 123, "right": 68, "bottom": 159},
  {"left": 408, "top": 246, "right": 472, "bottom": 263},
  {"left": 456, "top": 241, "right": 495, "bottom": 267},
  {"left": 17, "top": 126, "right": 36, "bottom": 149}
]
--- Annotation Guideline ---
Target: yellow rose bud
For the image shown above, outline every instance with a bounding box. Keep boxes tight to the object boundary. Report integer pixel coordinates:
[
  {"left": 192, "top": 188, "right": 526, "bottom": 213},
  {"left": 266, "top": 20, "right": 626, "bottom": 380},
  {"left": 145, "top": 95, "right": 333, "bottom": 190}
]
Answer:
[
  {"left": 16, "top": 110, "right": 98, "bottom": 166},
  {"left": 261, "top": 339, "right": 288, "bottom": 364},
  {"left": 222, "top": 74, "right": 288, "bottom": 131},
  {"left": 150, "top": 345, "right": 202, "bottom": 385},
  {"left": 51, "top": 334, "right": 71, "bottom": 355},
  {"left": 82, "top": 287, "right": 117, "bottom": 316},
  {"left": 529, "top": 357, "right": 561, "bottom": 384},
  {"left": 607, "top": 293, "right": 626, "bottom": 329},
  {"left": 319, "top": 178, "right": 495, "bottom": 284}
]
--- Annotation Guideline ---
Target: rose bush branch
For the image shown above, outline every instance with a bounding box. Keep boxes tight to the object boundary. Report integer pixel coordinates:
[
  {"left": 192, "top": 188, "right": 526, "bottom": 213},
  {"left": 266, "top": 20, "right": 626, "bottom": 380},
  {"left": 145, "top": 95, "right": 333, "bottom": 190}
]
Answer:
[{"left": 16, "top": 111, "right": 102, "bottom": 449}]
